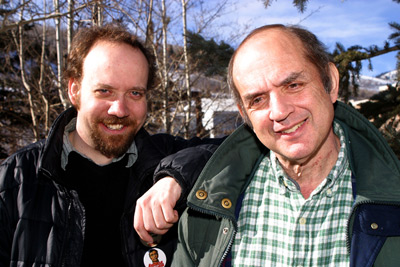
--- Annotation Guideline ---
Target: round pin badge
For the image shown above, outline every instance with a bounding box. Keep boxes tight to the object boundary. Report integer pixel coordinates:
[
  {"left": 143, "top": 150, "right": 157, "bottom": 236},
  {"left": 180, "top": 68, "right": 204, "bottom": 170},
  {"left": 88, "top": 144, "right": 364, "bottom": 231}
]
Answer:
[
  {"left": 143, "top": 248, "right": 167, "bottom": 267},
  {"left": 140, "top": 233, "right": 162, "bottom": 247}
]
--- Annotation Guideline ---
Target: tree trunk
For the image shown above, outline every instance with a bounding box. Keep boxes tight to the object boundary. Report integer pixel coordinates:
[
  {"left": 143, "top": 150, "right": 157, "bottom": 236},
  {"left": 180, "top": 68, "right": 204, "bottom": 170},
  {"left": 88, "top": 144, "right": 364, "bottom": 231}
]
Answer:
[
  {"left": 92, "top": 0, "right": 103, "bottom": 26},
  {"left": 54, "top": 0, "right": 69, "bottom": 109},
  {"left": 161, "top": 0, "right": 171, "bottom": 133},
  {"left": 13, "top": 3, "right": 39, "bottom": 141},
  {"left": 145, "top": 0, "right": 154, "bottom": 47},
  {"left": 67, "top": 0, "right": 74, "bottom": 53},
  {"left": 39, "top": 0, "right": 50, "bottom": 134},
  {"left": 181, "top": 0, "right": 191, "bottom": 138}
]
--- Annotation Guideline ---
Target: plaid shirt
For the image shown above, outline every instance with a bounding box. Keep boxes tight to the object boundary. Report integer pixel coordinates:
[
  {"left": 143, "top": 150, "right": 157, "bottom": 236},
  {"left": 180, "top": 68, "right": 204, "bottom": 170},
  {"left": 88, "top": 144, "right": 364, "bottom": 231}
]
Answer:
[{"left": 232, "top": 122, "right": 353, "bottom": 266}]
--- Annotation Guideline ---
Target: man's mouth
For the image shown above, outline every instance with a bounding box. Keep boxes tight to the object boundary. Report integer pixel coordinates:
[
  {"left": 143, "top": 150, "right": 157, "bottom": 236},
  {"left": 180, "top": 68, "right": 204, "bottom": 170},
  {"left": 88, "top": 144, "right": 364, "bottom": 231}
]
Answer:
[
  {"left": 104, "top": 123, "right": 124, "bottom": 131},
  {"left": 282, "top": 120, "right": 306, "bottom": 134}
]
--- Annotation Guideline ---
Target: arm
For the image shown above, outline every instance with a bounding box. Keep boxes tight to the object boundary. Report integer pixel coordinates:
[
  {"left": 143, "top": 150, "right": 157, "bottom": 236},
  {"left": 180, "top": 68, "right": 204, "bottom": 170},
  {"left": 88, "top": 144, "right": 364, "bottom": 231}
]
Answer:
[
  {"left": 134, "top": 143, "right": 219, "bottom": 243},
  {"left": 0, "top": 196, "right": 12, "bottom": 265},
  {"left": 153, "top": 143, "right": 219, "bottom": 208},
  {"left": 0, "top": 160, "right": 15, "bottom": 266}
]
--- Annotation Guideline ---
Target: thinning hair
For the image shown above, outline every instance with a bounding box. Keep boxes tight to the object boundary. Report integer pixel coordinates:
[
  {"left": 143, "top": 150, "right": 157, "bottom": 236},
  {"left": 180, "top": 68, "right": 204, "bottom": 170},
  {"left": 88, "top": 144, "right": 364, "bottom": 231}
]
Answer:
[
  {"left": 228, "top": 24, "right": 334, "bottom": 119},
  {"left": 64, "top": 24, "right": 155, "bottom": 90}
]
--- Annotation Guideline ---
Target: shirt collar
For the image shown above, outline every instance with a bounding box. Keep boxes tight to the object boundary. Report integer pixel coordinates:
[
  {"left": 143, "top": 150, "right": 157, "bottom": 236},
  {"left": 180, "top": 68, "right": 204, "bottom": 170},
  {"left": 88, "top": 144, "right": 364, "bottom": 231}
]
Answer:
[
  {"left": 270, "top": 121, "right": 348, "bottom": 196},
  {"left": 61, "top": 117, "right": 138, "bottom": 170}
]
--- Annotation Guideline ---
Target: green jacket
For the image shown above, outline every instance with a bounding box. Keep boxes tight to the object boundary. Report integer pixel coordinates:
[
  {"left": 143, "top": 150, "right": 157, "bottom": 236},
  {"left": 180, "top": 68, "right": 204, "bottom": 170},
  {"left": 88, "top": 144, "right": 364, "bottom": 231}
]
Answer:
[{"left": 172, "top": 101, "right": 400, "bottom": 267}]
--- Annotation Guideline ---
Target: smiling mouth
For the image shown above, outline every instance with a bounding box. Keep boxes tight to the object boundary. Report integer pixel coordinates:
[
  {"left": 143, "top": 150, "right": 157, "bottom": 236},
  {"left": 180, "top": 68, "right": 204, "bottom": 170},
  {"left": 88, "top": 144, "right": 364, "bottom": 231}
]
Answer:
[
  {"left": 281, "top": 120, "right": 306, "bottom": 134},
  {"left": 105, "top": 123, "right": 124, "bottom": 130}
]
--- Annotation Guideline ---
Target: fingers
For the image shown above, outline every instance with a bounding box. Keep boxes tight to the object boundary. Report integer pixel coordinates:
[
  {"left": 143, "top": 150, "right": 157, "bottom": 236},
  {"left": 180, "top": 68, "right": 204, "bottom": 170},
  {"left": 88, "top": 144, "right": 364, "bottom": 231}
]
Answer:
[
  {"left": 134, "top": 193, "right": 175, "bottom": 243},
  {"left": 134, "top": 177, "right": 182, "bottom": 244},
  {"left": 133, "top": 203, "right": 153, "bottom": 243},
  {"left": 151, "top": 204, "right": 174, "bottom": 231},
  {"left": 160, "top": 207, "right": 179, "bottom": 225}
]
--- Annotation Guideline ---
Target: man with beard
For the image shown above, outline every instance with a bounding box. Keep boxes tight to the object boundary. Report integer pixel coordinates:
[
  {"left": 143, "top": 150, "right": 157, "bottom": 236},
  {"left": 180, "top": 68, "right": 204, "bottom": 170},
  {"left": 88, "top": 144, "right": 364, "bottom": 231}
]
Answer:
[{"left": 0, "top": 25, "right": 220, "bottom": 266}]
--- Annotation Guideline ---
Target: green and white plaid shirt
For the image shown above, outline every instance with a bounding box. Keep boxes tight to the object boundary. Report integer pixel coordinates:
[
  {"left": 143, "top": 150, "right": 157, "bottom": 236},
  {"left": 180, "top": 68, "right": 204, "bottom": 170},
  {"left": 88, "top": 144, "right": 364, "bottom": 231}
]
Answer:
[{"left": 232, "top": 122, "right": 353, "bottom": 267}]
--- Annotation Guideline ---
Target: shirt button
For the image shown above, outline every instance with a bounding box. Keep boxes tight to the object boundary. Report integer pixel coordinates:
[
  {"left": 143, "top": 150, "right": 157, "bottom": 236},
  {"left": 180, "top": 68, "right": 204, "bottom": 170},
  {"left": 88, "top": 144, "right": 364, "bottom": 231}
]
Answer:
[
  {"left": 326, "top": 188, "right": 333, "bottom": 197},
  {"left": 196, "top": 190, "right": 208, "bottom": 200},
  {"left": 299, "top": 217, "right": 307, "bottom": 225},
  {"left": 371, "top": 223, "right": 379, "bottom": 230}
]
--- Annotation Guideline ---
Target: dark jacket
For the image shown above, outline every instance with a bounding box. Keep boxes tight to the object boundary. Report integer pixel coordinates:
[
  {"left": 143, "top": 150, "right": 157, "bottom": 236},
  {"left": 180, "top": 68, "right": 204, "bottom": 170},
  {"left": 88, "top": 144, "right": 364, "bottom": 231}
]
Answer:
[
  {"left": 0, "top": 108, "right": 220, "bottom": 267},
  {"left": 172, "top": 101, "right": 400, "bottom": 267}
]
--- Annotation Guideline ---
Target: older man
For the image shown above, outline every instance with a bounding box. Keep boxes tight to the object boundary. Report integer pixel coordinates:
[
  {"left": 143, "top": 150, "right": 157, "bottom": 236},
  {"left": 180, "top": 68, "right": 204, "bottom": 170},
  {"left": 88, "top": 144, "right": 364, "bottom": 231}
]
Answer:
[
  {"left": 0, "top": 25, "right": 219, "bottom": 267},
  {"left": 172, "top": 24, "right": 400, "bottom": 267}
]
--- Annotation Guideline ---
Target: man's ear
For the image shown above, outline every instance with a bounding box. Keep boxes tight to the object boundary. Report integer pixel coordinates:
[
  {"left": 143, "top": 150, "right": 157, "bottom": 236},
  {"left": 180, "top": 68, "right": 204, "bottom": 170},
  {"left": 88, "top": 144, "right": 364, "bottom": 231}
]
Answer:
[
  {"left": 237, "top": 103, "right": 245, "bottom": 119},
  {"left": 237, "top": 103, "right": 252, "bottom": 127},
  {"left": 68, "top": 78, "right": 80, "bottom": 105},
  {"left": 328, "top": 62, "right": 339, "bottom": 103}
]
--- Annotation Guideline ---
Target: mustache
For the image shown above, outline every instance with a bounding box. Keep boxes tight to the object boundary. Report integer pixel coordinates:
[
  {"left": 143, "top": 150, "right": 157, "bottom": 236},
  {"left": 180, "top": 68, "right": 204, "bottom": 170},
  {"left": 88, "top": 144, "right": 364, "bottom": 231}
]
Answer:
[{"left": 97, "top": 116, "right": 134, "bottom": 126}]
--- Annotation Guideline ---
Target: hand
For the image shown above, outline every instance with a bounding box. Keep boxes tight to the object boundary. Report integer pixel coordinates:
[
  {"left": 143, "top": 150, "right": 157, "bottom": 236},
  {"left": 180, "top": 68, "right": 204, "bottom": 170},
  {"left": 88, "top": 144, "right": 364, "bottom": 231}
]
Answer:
[{"left": 134, "top": 177, "right": 182, "bottom": 244}]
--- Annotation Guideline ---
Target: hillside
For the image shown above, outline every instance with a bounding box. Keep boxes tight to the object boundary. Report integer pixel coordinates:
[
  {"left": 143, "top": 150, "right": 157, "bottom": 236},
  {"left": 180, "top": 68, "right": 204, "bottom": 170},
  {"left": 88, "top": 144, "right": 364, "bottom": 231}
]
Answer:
[{"left": 359, "top": 70, "right": 397, "bottom": 90}]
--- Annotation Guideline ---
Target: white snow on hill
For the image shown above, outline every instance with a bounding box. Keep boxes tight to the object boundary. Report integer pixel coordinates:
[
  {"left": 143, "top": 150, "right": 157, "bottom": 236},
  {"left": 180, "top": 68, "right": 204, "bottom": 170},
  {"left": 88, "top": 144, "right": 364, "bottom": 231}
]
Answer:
[{"left": 358, "top": 70, "right": 397, "bottom": 91}]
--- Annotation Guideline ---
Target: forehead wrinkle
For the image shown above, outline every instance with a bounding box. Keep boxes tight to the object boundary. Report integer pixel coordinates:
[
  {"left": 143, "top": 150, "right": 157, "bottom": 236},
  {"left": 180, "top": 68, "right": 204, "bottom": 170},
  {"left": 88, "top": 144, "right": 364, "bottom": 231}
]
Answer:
[
  {"left": 241, "top": 71, "right": 305, "bottom": 100},
  {"left": 275, "top": 71, "right": 305, "bottom": 87},
  {"left": 241, "top": 89, "right": 264, "bottom": 104}
]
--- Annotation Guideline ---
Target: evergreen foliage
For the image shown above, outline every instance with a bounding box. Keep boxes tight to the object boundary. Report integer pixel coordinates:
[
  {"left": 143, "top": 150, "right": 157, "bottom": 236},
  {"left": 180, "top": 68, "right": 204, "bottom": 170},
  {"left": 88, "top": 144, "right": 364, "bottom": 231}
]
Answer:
[
  {"left": 332, "top": 44, "right": 365, "bottom": 102},
  {"left": 358, "top": 83, "right": 400, "bottom": 158},
  {"left": 187, "top": 31, "right": 234, "bottom": 77}
]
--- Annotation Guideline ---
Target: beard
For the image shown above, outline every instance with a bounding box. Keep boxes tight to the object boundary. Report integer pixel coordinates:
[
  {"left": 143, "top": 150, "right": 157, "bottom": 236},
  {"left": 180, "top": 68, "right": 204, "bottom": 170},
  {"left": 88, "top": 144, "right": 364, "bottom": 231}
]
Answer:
[{"left": 89, "top": 116, "right": 138, "bottom": 159}]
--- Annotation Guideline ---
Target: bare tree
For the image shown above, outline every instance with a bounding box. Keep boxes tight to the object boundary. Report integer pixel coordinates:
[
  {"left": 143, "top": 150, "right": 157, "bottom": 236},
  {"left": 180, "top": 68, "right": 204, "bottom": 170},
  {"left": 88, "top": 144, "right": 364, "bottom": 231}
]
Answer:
[
  {"left": 1, "top": 1, "right": 91, "bottom": 32},
  {"left": 38, "top": 0, "right": 51, "bottom": 133},
  {"left": 67, "top": 0, "right": 74, "bottom": 52},
  {"left": 161, "top": 0, "right": 171, "bottom": 133},
  {"left": 181, "top": 0, "right": 191, "bottom": 138},
  {"left": 53, "top": 0, "right": 69, "bottom": 109},
  {"left": 92, "top": 0, "right": 103, "bottom": 26},
  {"left": 145, "top": 0, "right": 155, "bottom": 46},
  {"left": 12, "top": 1, "right": 39, "bottom": 141}
]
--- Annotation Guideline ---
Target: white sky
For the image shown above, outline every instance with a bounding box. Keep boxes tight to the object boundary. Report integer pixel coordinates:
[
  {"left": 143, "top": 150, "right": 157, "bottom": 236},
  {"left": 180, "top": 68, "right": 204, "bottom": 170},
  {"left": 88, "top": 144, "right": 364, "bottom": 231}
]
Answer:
[{"left": 208, "top": 0, "right": 400, "bottom": 77}]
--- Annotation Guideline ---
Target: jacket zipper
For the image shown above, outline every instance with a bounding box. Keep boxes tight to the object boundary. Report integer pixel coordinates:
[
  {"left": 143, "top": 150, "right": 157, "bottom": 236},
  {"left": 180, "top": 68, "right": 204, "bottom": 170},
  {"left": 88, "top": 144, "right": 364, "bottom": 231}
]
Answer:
[
  {"left": 59, "top": 188, "right": 85, "bottom": 267},
  {"left": 218, "top": 229, "right": 236, "bottom": 267},
  {"left": 346, "top": 200, "right": 400, "bottom": 254},
  {"left": 41, "top": 170, "right": 74, "bottom": 267},
  {"left": 187, "top": 202, "right": 237, "bottom": 266},
  {"left": 59, "top": 199, "right": 72, "bottom": 267}
]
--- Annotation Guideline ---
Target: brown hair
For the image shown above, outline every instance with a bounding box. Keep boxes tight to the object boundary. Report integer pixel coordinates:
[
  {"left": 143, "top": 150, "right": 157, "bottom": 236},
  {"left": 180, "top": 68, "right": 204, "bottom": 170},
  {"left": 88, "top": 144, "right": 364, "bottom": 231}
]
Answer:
[
  {"left": 64, "top": 24, "right": 155, "bottom": 90},
  {"left": 228, "top": 24, "right": 333, "bottom": 118}
]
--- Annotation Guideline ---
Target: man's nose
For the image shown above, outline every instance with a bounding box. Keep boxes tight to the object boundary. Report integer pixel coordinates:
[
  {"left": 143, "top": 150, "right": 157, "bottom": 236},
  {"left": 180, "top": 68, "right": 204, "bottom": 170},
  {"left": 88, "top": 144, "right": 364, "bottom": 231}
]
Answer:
[
  {"left": 268, "top": 92, "right": 293, "bottom": 122},
  {"left": 108, "top": 98, "right": 129, "bottom": 118}
]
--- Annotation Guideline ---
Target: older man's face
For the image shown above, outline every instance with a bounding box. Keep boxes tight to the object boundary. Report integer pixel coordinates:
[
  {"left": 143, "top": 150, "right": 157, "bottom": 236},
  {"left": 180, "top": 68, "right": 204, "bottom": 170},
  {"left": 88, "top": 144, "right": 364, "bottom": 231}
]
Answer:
[{"left": 233, "top": 29, "right": 339, "bottom": 164}]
